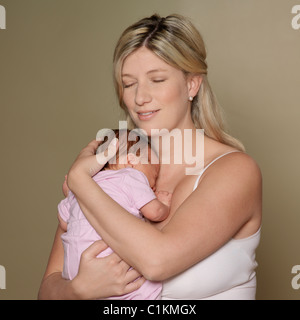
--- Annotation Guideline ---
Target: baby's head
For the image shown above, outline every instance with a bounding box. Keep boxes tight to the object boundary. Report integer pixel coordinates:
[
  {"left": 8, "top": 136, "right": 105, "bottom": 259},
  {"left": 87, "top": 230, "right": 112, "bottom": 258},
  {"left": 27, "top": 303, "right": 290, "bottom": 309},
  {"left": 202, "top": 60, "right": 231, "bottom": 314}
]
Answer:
[{"left": 98, "top": 129, "right": 159, "bottom": 189}]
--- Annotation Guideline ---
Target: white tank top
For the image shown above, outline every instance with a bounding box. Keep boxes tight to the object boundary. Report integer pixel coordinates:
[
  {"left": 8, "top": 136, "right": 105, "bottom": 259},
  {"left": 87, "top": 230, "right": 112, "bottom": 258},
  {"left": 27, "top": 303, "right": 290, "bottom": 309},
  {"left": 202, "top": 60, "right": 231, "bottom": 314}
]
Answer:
[{"left": 161, "top": 151, "right": 261, "bottom": 300}]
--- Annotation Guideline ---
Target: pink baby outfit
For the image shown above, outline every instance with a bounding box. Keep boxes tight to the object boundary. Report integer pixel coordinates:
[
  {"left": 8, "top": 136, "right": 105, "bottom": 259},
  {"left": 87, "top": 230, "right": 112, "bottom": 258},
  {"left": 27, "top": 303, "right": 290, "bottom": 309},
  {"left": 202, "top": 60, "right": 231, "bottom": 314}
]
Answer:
[{"left": 58, "top": 168, "right": 162, "bottom": 300}]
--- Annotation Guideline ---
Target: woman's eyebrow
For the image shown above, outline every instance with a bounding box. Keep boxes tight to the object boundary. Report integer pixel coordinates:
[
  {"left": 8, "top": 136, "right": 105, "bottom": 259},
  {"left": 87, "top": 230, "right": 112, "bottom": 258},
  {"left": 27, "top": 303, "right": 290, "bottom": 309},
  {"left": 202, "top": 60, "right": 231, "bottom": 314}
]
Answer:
[
  {"left": 121, "top": 73, "right": 135, "bottom": 78},
  {"left": 122, "top": 68, "right": 168, "bottom": 78},
  {"left": 146, "top": 68, "right": 168, "bottom": 74}
]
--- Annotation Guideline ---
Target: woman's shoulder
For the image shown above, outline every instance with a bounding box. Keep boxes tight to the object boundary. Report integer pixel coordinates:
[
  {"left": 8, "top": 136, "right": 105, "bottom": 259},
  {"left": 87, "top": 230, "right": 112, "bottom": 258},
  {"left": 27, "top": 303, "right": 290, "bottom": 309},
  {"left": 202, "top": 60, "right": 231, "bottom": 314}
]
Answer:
[
  {"left": 197, "top": 150, "right": 262, "bottom": 216},
  {"left": 202, "top": 136, "right": 261, "bottom": 180},
  {"left": 200, "top": 149, "right": 262, "bottom": 238},
  {"left": 177, "top": 147, "right": 260, "bottom": 197},
  {"left": 199, "top": 149, "right": 262, "bottom": 191},
  {"left": 208, "top": 150, "right": 261, "bottom": 178}
]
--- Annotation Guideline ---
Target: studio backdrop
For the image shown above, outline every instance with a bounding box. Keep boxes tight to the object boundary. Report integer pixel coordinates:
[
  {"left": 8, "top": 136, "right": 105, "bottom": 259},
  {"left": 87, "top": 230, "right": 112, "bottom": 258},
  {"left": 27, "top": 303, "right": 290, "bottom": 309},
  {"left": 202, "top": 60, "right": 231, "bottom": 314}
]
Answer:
[{"left": 0, "top": 0, "right": 299, "bottom": 300}]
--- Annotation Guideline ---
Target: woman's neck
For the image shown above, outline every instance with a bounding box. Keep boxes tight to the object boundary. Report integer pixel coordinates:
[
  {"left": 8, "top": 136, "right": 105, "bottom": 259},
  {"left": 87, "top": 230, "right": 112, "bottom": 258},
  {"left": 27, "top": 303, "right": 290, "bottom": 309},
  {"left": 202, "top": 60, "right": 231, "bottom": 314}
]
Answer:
[{"left": 150, "top": 126, "right": 206, "bottom": 192}]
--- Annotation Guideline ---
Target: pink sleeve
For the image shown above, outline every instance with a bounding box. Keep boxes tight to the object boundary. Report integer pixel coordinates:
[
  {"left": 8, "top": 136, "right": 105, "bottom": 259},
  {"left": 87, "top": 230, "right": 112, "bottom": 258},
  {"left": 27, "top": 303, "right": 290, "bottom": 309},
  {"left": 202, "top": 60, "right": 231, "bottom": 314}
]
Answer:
[
  {"left": 122, "top": 170, "right": 156, "bottom": 210},
  {"left": 57, "top": 193, "right": 72, "bottom": 223}
]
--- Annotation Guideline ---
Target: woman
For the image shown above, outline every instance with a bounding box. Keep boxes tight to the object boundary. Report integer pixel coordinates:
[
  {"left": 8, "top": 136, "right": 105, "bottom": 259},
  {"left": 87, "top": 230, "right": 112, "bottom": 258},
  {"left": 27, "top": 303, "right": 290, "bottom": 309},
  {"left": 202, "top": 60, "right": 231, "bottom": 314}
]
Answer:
[{"left": 39, "top": 14, "right": 262, "bottom": 300}]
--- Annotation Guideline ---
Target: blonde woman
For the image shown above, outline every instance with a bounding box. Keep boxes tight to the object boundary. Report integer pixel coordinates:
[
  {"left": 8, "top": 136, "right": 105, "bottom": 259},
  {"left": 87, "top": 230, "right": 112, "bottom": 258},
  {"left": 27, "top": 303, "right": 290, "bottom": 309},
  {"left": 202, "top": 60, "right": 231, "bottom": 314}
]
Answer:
[{"left": 39, "top": 14, "right": 262, "bottom": 300}]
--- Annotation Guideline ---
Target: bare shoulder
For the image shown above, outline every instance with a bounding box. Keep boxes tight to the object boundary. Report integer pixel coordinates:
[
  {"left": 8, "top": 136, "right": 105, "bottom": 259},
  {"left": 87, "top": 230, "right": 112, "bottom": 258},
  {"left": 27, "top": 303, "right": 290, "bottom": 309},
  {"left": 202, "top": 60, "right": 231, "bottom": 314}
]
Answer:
[
  {"left": 200, "top": 151, "right": 262, "bottom": 187},
  {"left": 193, "top": 151, "right": 262, "bottom": 238},
  {"left": 197, "top": 152, "right": 263, "bottom": 208}
]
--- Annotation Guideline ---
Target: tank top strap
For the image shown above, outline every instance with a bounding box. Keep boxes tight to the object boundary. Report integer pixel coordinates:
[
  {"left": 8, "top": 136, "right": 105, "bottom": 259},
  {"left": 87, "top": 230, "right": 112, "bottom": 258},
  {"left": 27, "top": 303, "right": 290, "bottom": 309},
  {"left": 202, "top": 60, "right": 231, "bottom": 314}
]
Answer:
[{"left": 193, "top": 151, "right": 241, "bottom": 191}]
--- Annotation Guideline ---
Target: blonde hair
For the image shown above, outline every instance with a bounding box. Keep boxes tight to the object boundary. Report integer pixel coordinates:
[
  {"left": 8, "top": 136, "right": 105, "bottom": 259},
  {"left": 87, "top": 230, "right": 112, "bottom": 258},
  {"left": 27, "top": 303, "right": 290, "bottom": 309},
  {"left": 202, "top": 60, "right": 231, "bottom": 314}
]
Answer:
[{"left": 113, "top": 14, "right": 245, "bottom": 151}]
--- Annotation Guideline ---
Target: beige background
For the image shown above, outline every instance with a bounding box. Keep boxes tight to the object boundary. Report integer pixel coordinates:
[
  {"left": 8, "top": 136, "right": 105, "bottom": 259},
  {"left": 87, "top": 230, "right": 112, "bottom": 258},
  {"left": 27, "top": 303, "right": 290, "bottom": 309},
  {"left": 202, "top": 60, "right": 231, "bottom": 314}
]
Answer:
[{"left": 0, "top": 0, "right": 299, "bottom": 300}]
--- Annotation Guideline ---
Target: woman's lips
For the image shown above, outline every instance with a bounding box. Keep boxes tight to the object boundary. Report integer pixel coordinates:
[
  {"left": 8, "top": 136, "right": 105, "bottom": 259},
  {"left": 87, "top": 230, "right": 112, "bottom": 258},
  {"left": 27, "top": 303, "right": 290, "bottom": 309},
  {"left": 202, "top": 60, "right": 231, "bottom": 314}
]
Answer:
[{"left": 137, "top": 110, "right": 160, "bottom": 121}]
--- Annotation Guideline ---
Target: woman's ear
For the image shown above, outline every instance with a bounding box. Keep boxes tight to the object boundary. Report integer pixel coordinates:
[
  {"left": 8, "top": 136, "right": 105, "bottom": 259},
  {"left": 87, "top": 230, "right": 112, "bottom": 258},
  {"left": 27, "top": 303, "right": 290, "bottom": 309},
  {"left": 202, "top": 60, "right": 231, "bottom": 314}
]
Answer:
[{"left": 187, "top": 74, "right": 203, "bottom": 98}]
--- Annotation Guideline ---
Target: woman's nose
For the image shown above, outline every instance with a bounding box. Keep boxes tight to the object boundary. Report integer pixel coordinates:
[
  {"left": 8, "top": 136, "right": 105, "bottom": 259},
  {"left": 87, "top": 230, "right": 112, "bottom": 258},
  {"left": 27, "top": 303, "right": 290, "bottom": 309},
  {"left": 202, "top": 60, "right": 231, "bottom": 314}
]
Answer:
[{"left": 135, "top": 83, "right": 152, "bottom": 106}]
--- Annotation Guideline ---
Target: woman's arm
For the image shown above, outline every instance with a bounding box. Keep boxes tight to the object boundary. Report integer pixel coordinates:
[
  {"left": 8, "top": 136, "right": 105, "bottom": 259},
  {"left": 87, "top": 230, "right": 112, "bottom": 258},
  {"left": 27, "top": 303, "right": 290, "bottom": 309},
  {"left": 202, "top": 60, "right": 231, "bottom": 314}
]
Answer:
[
  {"left": 38, "top": 223, "right": 145, "bottom": 299},
  {"left": 68, "top": 141, "right": 262, "bottom": 281},
  {"left": 38, "top": 225, "right": 80, "bottom": 299}
]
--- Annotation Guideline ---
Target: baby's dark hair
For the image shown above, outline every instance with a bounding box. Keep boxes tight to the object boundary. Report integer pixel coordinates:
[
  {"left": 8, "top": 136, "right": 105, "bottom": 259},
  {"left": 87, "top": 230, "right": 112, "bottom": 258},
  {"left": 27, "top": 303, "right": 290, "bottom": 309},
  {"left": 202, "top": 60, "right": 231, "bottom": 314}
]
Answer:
[{"left": 97, "top": 129, "right": 156, "bottom": 169}]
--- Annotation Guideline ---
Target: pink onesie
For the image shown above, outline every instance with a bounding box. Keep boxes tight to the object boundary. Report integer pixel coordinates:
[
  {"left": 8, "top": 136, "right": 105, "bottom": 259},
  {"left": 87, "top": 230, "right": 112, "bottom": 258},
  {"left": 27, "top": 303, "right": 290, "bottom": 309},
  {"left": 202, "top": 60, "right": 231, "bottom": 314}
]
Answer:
[{"left": 58, "top": 167, "right": 162, "bottom": 300}]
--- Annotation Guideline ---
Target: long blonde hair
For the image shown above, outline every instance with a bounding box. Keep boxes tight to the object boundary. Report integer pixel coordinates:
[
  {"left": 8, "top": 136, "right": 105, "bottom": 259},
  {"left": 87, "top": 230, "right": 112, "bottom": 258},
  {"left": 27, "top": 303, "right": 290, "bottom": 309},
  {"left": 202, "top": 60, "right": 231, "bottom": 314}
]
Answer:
[{"left": 113, "top": 14, "right": 245, "bottom": 151}]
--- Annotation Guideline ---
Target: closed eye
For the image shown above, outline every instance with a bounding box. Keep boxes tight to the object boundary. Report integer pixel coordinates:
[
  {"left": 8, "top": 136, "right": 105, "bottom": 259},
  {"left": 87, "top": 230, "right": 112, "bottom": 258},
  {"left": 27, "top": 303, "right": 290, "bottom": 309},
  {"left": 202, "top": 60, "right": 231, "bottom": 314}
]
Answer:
[
  {"left": 152, "top": 79, "right": 166, "bottom": 83},
  {"left": 123, "top": 83, "right": 136, "bottom": 88}
]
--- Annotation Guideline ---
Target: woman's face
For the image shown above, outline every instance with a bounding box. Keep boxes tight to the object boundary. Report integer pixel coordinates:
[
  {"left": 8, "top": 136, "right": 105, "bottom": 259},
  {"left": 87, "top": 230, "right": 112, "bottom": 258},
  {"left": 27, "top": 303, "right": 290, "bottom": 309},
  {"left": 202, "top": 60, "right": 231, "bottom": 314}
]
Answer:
[{"left": 121, "top": 47, "right": 196, "bottom": 136}]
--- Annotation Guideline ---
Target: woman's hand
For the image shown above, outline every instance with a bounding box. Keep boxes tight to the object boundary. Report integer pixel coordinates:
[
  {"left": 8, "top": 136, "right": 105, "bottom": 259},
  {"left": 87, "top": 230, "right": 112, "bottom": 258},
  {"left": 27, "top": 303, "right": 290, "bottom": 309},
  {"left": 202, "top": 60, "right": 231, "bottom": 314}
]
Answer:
[
  {"left": 72, "top": 240, "right": 145, "bottom": 300},
  {"left": 70, "top": 138, "right": 118, "bottom": 177},
  {"left": 67, "top": 138, "right": 118, "bottom": 192},
  {"left": 38, "top": 225, "right": 145, "bottom": 300}
]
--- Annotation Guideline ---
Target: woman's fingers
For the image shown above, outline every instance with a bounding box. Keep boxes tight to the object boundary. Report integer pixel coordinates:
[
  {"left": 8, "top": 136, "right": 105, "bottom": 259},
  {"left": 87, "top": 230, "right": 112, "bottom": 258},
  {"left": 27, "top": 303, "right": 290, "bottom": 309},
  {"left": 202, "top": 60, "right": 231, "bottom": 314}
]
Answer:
[
  {"left": 124, "top": 267, "right": 144, "bottom": 283},
  {"left": 118, "top": 260, "right": 146, "bottom": 294},
  {"left": 70, "top": 137, "right": 119, "bottom": 179},
  {"left": 96, "top": 137, "right": 119, "bottom": 166},
  {"left": 81, "top": 240, "right": 108, "bottom": 261},
  {"left": 68, "top": 137, "right": 119, "bottom": 181},
  {"left": 76, "top": 241, "right": 145, "bottom": 298},
  {"left": 124, "top": 270, "right": 146, "bottom": 294},
  {"left": 77, "top": 139, "right": 102, "bottom": 158},
  {"left": 117, "top": 257, "right": 130, "bottom": 271}
]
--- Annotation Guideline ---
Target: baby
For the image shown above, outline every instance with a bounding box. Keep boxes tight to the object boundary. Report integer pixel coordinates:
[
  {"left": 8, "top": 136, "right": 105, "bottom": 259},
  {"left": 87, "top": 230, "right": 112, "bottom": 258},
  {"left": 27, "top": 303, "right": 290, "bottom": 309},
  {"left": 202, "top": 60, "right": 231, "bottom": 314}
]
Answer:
[{"left": 58, "top": 129, "right": 171, "bottom": 300}]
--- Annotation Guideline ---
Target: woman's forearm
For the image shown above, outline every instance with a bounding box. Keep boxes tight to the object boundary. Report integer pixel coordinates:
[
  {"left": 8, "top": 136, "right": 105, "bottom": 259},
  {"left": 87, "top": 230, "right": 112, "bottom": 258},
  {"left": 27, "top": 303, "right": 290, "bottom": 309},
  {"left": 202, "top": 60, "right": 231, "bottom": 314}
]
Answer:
[
  {"left": 38, "top": 224, "right": 84, "bottom": 299},
  {"left": 38, "top": 272, "right": 80, "bottom": 300}
]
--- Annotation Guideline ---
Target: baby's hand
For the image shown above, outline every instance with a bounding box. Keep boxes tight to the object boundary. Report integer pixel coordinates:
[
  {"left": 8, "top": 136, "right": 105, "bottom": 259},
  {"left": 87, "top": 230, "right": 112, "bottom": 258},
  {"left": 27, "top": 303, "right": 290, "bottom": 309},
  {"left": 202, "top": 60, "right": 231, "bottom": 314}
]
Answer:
[{"left": 155, "top": 191, "right": 172, "bottom": 207}]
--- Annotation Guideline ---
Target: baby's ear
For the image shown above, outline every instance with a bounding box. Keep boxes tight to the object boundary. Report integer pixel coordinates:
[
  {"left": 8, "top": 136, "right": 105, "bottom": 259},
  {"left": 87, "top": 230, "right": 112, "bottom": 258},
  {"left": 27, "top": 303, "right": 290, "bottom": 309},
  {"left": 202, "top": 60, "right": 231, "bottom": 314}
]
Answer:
[{"left": 127, "top": 153, "right": 139, "bottom": 165}]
